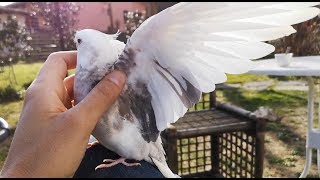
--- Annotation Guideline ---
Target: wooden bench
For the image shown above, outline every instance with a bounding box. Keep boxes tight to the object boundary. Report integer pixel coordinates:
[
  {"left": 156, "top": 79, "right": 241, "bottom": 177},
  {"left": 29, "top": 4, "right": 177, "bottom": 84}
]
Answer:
[{"left": 161, "top": 91, "right": 267, "bottom": 178}]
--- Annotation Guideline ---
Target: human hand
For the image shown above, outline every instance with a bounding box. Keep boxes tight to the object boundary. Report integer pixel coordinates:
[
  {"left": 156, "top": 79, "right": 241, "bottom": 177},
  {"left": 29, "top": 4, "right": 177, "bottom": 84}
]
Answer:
[{"left": 0, "top": 51, "right": 127, "bottom": 177}]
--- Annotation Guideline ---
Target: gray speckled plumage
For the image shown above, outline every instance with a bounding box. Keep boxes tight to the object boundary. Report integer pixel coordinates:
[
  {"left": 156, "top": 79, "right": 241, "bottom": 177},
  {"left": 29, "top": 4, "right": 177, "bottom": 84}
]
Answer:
[
  {"left": 74, "top": 30, "right": 172, "bottom": 177},
  {"left": 75, "top": 63, "right": 168, "bottom": 166}
]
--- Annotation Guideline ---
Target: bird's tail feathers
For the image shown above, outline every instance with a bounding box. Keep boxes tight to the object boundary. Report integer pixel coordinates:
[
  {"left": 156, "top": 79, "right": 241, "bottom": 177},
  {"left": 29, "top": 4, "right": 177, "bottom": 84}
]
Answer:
[{"left": 150, "top": 156, "right": 180, "bottom": 178}]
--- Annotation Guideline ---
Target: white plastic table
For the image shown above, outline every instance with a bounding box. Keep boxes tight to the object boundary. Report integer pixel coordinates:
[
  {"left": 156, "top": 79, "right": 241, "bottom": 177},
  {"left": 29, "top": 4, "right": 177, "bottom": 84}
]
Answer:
[{"left": 247, "top": 55, "right": 320, "bottom": 178}]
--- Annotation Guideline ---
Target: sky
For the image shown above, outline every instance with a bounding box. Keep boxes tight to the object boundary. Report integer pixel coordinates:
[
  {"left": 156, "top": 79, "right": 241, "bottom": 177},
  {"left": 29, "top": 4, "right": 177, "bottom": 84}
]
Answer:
[{"left": 0, "top": 2, "right": 14, "bottom": 6}]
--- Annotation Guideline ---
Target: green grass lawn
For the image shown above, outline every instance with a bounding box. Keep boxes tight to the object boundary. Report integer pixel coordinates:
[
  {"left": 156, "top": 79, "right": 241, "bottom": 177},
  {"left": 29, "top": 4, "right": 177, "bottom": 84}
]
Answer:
[
  {"left": 0, "top": 62, "right": 43, "bottom": 91},
  {"left": 0, "top": 61, "right": 78, "bottom": 127},
  {"left": 226, "top": 74, "right": 271, "bottom": 84},
  {"left": 0, "top": 62, "right": 318, "bottom": 177},
  {"left": 0, "top": 62, "right": 43, "bottom": 127}
]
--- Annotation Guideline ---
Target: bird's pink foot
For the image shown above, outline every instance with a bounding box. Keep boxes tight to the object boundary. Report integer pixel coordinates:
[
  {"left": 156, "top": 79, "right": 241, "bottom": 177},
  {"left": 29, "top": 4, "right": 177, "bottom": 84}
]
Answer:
[
  {"left": 87, "top": 141, "right": 99, "bottom": 148},
  {"left": 95, "top": 157, "right": 141, "bottom": 171}
]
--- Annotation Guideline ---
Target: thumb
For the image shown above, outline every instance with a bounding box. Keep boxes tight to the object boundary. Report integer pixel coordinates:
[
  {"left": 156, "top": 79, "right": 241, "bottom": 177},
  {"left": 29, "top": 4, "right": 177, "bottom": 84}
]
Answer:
[{"left": 68, "top": 70, "right": 127, "bottom": 132}]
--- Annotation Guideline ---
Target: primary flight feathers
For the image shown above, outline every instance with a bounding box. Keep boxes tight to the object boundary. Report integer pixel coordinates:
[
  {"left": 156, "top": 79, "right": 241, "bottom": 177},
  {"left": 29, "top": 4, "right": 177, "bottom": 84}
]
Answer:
[{"left": 124, "top": 2, "right": 320, "bottom": 131}]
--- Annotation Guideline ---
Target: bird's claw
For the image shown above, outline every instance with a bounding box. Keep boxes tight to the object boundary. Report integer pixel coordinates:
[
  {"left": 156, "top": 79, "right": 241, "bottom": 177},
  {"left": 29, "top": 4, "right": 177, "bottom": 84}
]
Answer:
[
  {"left": 122, "top": 161, "right": 141, "bottom": 167},
  {"left": 87, "top": 141, "right": 99, "bottom": 148},
  {"left": 95, "top": 157, "right": 141, "bottom": 171}
]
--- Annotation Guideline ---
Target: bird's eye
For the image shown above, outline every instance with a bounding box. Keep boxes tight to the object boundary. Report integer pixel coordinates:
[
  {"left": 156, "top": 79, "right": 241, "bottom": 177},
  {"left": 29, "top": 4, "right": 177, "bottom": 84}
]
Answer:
[{"left": 77, "top": 39, "right": 82, "bottom": 44}]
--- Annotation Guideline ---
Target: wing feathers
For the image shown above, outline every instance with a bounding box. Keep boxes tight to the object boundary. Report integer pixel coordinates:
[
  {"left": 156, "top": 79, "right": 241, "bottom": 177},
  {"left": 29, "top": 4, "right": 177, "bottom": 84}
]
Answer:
[
  {"left": 155, "top": 61, "right": 202, "bottom": 108},
  {"left": 121, "top": 2, "right": 320, "bottom": 132},
  {"left": 213, "top": 26, "right": 296, "bottom": 41},
  {"left": 238, "top": 7, "right": 320, "bottom": 26}
]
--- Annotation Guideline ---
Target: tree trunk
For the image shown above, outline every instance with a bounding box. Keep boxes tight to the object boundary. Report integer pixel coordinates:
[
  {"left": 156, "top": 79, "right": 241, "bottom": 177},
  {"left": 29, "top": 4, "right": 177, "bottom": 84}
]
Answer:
[
  {"left": 54, "top": 2, "right": 66, "bottom": 51},
  {"left": 146, "top": 2, "right": 158, "bottom": 17},
  {"left": 107, "top": 3, "right": 115, "bottom": 33}
]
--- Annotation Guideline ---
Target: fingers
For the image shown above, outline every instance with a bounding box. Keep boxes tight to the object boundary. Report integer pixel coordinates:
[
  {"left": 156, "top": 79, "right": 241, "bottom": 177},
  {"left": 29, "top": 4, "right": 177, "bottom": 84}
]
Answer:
[
  {"left": 66, "top": 70, "right": 127, "bottom": 132},
  {"left": 62, "top": 74, "right": 75, "bottom": 109},
  {"left": 64, "top": 74, "right": 75, "bottom": 101},
  {"left": 30, "top": 51, "right": 77, "bottom": 103},
  {"left": 37, "top": 51, "right": 77, "bottom": 85}
]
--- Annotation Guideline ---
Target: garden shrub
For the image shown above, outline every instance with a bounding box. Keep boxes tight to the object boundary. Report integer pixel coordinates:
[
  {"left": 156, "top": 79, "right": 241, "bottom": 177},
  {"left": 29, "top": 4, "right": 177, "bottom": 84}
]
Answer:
[{"left": 0, "top": 86, "right": 21, "bottom": 103}]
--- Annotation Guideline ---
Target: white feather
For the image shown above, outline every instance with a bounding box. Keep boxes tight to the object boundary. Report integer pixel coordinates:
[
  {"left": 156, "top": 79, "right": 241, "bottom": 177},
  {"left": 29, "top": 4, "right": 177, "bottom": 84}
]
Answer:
[
  {"left": 125, "top": 2, "right": 320, "bottom": 132},
  {"left": 213, "top": 26, "right": 296, "bottom": 41},
  {"left": 238, "top": 7, "right": 320, "bottom": 26}
]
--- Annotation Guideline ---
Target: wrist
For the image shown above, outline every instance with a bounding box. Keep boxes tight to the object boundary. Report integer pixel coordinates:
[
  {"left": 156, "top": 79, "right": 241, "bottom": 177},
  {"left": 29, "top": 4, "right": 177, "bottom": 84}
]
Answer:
[{"left": 0, "top": 163, "right": 33, "bottom": 178}]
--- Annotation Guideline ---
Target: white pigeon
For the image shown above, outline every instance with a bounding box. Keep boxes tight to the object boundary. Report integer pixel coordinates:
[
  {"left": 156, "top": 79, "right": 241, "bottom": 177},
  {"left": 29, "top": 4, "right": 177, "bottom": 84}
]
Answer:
[{"left": 74, "top": 2, "right": 320, "bottom": 178}]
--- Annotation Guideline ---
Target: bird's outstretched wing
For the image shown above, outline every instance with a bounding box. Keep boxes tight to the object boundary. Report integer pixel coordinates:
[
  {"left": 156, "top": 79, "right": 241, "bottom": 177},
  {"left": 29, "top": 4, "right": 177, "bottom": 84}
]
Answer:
[{"left": 114, "top": 2, "right": 320, "bottom": 133}]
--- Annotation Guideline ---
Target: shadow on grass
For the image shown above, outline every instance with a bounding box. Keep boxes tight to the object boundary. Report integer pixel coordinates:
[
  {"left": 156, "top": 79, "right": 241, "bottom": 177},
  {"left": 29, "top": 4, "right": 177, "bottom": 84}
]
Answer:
[
  {"left": 267, "top": 75, "right": 301, "bottom": 81},
  {"left": 264, "top": 144, "right": 319, "bottom": 178},
  {"left": 219, "top": 89, "right": 307, "bottom": 114},
  {"left": 219, "top": 88, "right": 309, "bottom": 143},
  {"left": 266, "top": 121, "right": 306, "bottom": 156},
  {"left": 218, "top": 88, "right": 320, "bottom": 176},
  {"left": 0, "top": 86, "right": 22, "bottom": 103},
  {"left": 264, "top": 148, "right": 308, "bottom": 178},
  {"left": 264, "top": 150, "right": 299, "bottom": 177},
  {"left": 266, "top": 120, "right": 319, "bottom": 163}
]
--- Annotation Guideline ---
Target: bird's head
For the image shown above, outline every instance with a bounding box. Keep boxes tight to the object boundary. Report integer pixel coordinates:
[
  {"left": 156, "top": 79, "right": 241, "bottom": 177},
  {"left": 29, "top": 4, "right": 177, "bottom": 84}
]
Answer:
[{"left": 74, "top": 29, "right": 125, "bottom": 70}]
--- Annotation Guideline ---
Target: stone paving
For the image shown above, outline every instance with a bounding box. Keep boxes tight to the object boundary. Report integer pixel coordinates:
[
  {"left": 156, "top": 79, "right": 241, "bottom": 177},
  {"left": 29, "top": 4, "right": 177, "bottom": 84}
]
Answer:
[
  {"left": 242, "top": 80, "right": 274, "bottom": 91},
  {"left": 223, "top": 80, "right": 310, "bottom": 91}
]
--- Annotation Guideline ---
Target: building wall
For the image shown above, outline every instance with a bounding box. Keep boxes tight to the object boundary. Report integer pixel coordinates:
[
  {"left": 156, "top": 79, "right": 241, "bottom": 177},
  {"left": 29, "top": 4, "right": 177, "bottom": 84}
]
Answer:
[
  {"left": 5, "top": 2, "right": 179, "bottom": 33},
  {"left": 1, "top": 2, "right": 172, "bottom": 60},
  {"left": 75, "top": 2, "right": 147, "bottom": 32},
  {"left": 5, "top": 3, "right": 49, "bottom": 32}
]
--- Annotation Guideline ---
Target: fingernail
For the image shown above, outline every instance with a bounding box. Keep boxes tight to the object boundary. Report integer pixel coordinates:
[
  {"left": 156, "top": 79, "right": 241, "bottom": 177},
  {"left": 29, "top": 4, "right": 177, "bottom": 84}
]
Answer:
[{"left": 107, "top": 70, "right": 127, "bottom": 87}]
